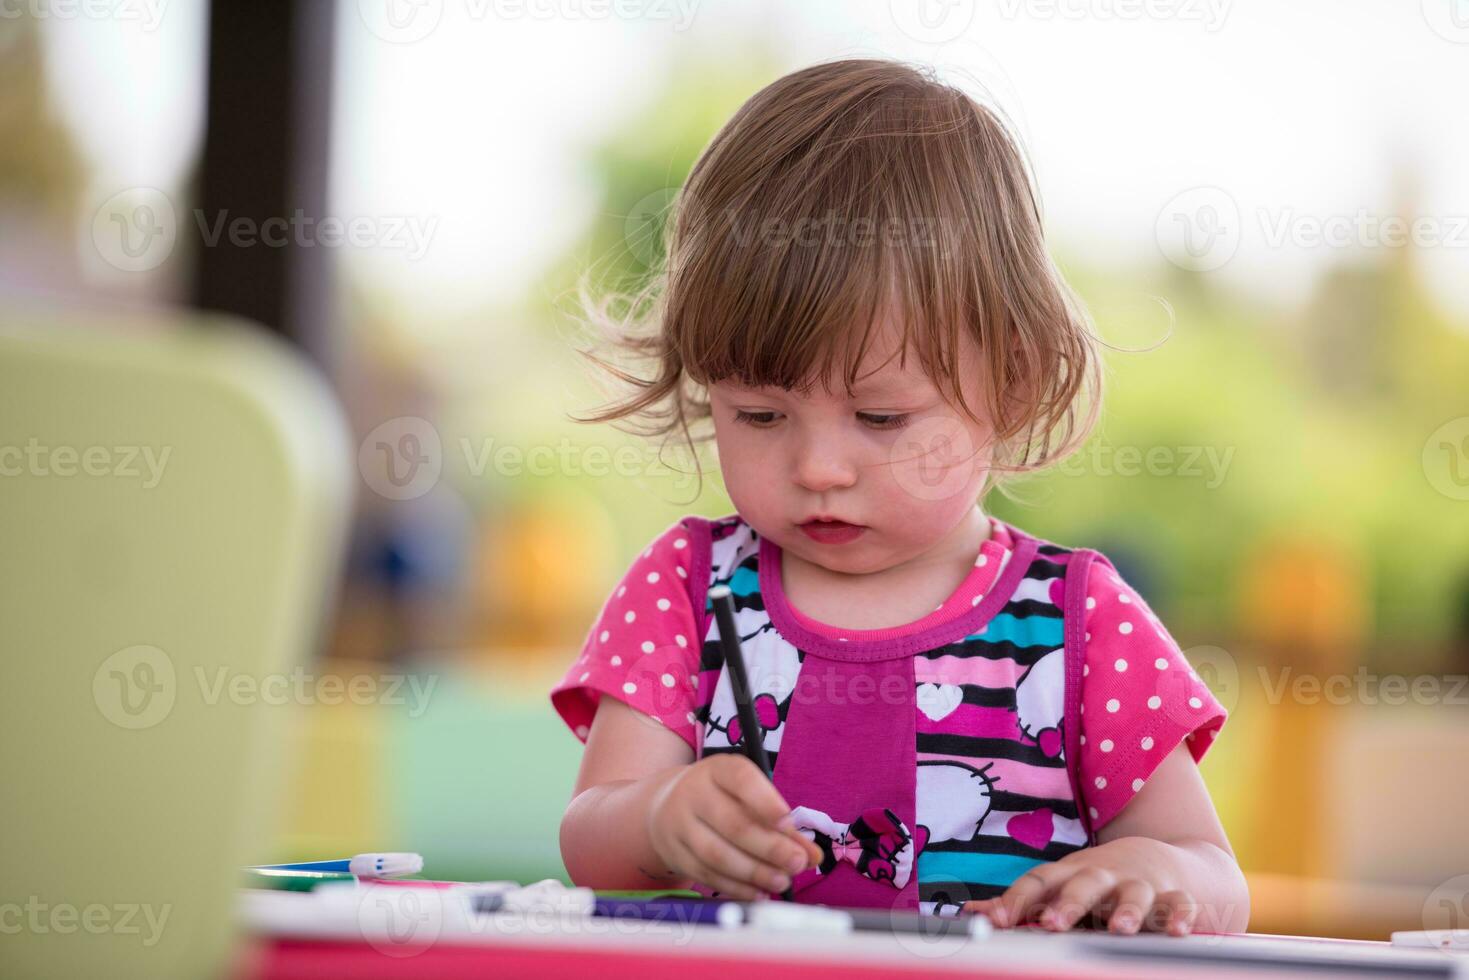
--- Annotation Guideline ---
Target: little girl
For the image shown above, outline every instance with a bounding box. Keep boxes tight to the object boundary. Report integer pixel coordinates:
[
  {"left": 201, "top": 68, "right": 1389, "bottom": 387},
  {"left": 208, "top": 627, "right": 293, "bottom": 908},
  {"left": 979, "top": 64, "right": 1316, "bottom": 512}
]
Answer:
[{"left": 551, "top": 58, "right": 1248, "bottom": 935}]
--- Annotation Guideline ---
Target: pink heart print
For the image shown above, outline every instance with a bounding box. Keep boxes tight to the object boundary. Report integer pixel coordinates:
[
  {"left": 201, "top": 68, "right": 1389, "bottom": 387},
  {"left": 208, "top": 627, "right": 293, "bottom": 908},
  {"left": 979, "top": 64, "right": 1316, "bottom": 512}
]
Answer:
[
  {"left": 1048, "top": 578, "right": 1066, "bottom": 608},
  {"left": 1006, "top": 807, "right": 1054, "bottom": 850}
]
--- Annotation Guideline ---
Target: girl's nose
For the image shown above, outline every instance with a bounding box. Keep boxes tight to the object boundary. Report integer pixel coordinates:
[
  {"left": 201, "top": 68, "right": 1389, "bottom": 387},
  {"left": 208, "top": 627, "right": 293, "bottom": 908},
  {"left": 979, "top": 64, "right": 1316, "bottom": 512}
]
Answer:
[{"left": 792, "top": 433, "right": 858, "bottom": 493}]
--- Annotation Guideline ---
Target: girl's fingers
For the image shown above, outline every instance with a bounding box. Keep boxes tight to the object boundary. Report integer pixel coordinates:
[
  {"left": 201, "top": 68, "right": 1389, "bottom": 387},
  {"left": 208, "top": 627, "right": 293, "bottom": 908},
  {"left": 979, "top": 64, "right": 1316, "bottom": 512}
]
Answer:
[
  {"left": 1155, "top": 889, "right": 1198, "bottom": 935},
  {"left": 784, "top": 827, "right": 824, "bottom": 868},
  {"left": 994, "top": 864, "right": 1067, "bottom": 927},
  {"left": 678, "top": 822, "right": 775, "bottom": 899},
  {"left": 664, "top": 838, "right": 762, "bottom": 902},
  {"left": 703, "top": 795, "right": 810, "bottom": 879},
  {"left": 709, "top": 755, "right": 792, "bottom": 826},
  {"left": 1043, "top": 867, "right": 1116, "bottom": 931},
  {"left": 708, "top": 760, "right": 820, "bottom": 873},
  {"left": 1106, "top": 880, "right": 1156, "bottom": 934},
  {"left": 960, "top": 898, "right": 1001, "bottom": 922},
  {"left": 686, "top": 815, "right": 792, "bottom": 896},
  {"left": 716, "top": 805, "right": 822, "bottom": 881}
]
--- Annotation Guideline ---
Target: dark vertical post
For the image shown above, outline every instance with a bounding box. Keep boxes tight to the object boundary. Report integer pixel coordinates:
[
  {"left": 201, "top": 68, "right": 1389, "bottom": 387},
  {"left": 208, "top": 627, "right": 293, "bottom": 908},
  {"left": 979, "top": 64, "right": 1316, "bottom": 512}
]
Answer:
[{"left": 192, "top": 0, "right": 338, "bottom": 369}]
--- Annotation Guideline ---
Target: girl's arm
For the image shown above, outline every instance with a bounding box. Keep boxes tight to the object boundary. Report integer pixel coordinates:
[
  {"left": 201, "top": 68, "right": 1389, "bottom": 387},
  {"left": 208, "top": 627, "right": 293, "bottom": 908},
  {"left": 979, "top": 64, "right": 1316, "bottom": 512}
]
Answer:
[
  {"left": 965, "top": 744, "right": 1250, "bottom": 934},
  {"left": 559, "top": 697, "right": 696, "bottom": 890}
]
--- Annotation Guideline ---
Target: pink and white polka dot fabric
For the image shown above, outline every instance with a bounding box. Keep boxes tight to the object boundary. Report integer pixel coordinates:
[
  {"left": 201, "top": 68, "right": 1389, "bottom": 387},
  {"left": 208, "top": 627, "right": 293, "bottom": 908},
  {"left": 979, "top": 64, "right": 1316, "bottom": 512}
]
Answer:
[{"left": 550, "top": 517, "right": 1225, "bottom": 833}]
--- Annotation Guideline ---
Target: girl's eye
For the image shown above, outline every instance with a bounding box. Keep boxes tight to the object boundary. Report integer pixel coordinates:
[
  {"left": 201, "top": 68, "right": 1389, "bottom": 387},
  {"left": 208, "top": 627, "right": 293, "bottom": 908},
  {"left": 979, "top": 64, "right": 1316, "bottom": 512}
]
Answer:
[
  {"left": 858, "top": 412, "right": 910, "bottom": 430},
  {"left": 733, "top": 409, "right": 779, "bottom": 427}
]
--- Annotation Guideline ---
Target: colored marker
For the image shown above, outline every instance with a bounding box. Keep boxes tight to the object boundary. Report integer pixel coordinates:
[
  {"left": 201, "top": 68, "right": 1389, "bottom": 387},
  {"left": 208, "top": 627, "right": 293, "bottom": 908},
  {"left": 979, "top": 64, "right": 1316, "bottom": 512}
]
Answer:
[
  {"left": 248, "top": 853, "right": 424, "bottom": 879},
  {"left": 709, "top": 585, "right": 793, "bottom": 902}
]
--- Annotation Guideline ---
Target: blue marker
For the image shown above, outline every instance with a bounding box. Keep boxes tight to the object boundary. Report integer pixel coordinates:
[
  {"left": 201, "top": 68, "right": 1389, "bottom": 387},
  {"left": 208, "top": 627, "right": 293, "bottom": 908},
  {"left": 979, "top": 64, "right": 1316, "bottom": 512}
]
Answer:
[{"left": 248, "top": 852, "right": 424, "bottom": 879}]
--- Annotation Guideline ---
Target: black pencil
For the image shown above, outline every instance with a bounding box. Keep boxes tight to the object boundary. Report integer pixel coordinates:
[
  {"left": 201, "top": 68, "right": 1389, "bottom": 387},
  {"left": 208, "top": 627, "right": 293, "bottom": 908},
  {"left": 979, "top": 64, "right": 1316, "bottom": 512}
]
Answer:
[{"left": 708, "top": 585, "right": 793, "bottom": 901}]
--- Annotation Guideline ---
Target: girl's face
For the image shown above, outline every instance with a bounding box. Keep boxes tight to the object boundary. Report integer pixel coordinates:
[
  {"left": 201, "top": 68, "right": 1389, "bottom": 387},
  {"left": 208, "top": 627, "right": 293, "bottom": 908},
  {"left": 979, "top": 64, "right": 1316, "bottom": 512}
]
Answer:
[{"left": 708, "top": 313, "right": 996, "bottom": 576}]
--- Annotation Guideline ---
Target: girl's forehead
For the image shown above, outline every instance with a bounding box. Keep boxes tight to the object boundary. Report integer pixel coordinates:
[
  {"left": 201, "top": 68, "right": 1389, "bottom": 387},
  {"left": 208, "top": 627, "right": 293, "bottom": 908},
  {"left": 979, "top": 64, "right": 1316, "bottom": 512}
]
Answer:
[{"left": 715, "top": 354, "right": 937, "bottom": 401}]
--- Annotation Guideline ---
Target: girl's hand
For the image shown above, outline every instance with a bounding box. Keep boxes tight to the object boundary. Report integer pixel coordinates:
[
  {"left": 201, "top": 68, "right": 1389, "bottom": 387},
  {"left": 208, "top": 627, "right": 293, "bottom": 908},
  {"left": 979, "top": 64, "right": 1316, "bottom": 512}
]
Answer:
[
  {"left": 961, "top": 837, "right": 1199, "bottom": 935},
  {"left": 644, "top": 753, "right": 824, "bottom": 901}
]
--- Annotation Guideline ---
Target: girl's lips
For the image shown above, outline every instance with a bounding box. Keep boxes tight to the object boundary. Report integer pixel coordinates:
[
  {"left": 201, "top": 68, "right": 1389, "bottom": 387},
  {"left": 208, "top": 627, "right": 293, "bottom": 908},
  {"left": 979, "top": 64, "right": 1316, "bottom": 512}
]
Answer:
[{"left": 798, "top": 520, "right": 866, "bottom": 544}]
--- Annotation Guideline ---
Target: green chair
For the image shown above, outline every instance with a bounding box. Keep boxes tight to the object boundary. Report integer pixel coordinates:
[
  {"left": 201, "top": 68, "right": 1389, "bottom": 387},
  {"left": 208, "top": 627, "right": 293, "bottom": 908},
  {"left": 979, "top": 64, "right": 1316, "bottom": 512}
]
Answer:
[{"left": 0, "top": 308, "right": 353, "bottom": 979}]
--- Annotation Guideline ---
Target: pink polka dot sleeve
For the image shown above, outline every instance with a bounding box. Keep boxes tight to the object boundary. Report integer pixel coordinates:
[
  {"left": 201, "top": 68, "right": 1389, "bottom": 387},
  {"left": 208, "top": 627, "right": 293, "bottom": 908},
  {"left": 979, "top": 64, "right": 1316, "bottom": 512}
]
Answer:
[
  {"left": 550, "top": 520, "right": 705, "bottom": 751},
  {"left": 1076, "top": 559, "right": 1226, "bottom": 831}
]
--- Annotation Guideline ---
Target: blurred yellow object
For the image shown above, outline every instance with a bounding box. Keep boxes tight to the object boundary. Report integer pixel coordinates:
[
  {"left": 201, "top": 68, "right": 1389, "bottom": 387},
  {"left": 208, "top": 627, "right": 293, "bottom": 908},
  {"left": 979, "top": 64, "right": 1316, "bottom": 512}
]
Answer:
[
  {"left": 1237, "top": 534, "right": 1369, "bottom": 880},
  {"left": 277, "top": 662, "right": 390, "bottom": 860},
  {"left": 1246, "top": 872, "right": 1434, "bottom": 941},
  {"left": 475, "top": 492, "right": 615, "bottom": 655},
  {"left": 1240, "top": 535, "right": 1369, "bottom": 671}
]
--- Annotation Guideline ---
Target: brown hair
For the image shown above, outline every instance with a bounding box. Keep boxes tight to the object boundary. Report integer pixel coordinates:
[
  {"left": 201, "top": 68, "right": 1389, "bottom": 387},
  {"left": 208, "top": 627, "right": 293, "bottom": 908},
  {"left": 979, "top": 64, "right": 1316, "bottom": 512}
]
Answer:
[{"left": 568, "top": 57, "right": 1101, "bottom": 502}]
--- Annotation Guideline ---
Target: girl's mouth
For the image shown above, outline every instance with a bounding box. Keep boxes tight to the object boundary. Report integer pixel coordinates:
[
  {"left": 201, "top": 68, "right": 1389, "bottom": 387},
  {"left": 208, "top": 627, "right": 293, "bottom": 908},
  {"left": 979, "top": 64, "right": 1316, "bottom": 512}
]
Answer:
[{"left": 798, "top": 519, "right": 866, "bottom": 544}]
